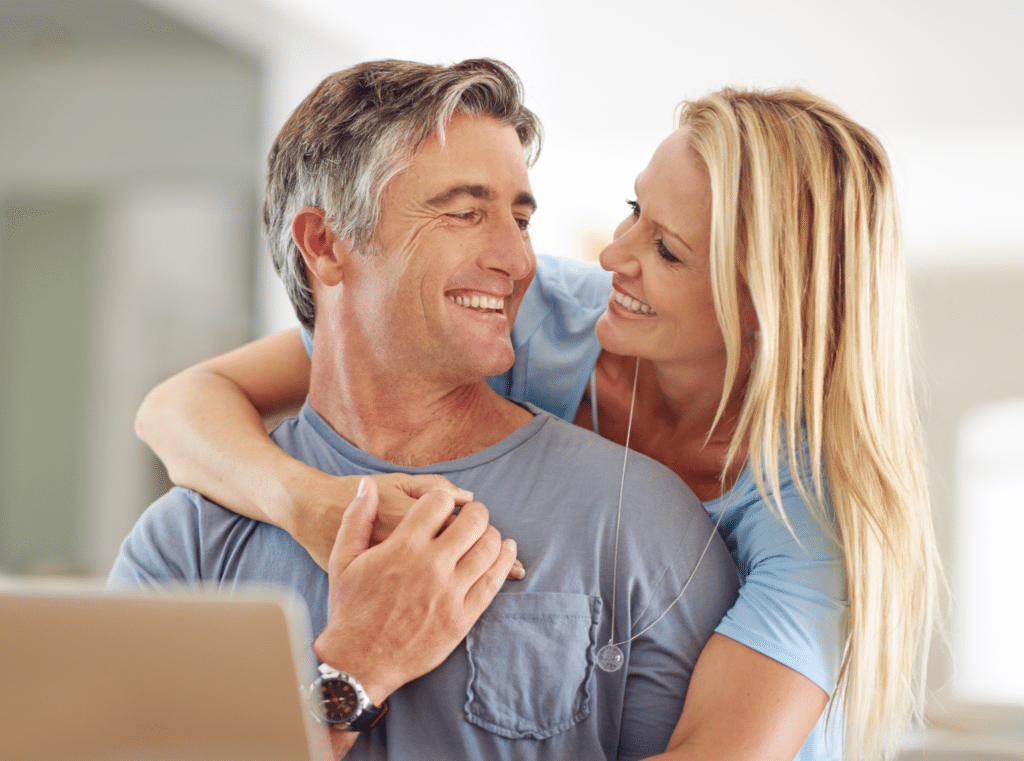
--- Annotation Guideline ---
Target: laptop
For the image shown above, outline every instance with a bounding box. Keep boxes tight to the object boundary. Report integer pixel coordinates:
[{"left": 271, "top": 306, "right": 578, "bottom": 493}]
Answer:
[{"left": 0, "top": 581, "right": 332, "bottom": 761}]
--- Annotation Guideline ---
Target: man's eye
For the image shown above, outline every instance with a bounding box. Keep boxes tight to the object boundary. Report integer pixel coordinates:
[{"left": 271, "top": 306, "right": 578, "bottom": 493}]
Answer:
[{"left": 516, "top": 217, "right": 531, "bottom": 232}]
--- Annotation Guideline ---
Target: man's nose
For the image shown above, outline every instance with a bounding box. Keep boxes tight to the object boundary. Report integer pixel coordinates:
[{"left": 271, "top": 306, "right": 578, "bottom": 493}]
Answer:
[{"left": 480, "top": 215, "right": 534, "bottom": 281}]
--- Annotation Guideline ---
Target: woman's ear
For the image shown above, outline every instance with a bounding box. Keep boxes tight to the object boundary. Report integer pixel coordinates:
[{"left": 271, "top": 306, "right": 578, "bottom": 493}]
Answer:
[{"left": 292, "top": 206, "right": 350, "bottom": 287}]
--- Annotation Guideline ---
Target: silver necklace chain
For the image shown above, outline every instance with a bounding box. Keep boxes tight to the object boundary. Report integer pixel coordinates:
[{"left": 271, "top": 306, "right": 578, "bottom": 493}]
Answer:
[{"left": 598, "top": 357, "right": 728, "bottom": 672}]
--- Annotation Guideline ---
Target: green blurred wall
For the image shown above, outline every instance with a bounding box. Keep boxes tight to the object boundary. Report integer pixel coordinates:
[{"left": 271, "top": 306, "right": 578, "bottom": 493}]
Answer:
[{"left": 1, "top": 199, "right": 96, "bottom": 573}]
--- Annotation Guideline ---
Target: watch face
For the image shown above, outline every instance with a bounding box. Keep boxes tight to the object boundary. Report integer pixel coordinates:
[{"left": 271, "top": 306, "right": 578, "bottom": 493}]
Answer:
[{"left": 321, "top": 678, "right": 359, "bottom": 723}]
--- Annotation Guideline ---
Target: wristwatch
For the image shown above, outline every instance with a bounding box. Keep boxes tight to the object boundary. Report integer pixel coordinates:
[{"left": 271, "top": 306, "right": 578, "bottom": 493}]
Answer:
[{"left": 307, "top": 663, "right": 388, "bottom": 731}]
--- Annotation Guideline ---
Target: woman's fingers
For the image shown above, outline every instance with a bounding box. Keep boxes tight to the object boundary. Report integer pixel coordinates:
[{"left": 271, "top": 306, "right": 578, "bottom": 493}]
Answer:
[
  {"left": 394, "top": 472, "right": 474, "bottom": 503},
  {"left": 369, "top": 472, "right": 471, "bottom": 546}
]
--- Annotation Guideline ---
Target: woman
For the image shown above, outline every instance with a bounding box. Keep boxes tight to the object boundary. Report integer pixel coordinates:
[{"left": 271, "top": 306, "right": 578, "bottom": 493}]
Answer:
[{"left": 136, "top": 86, "right": 940, "bottom": 760}]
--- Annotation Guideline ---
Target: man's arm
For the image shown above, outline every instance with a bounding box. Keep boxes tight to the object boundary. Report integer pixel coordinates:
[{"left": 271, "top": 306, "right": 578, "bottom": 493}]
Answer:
[{"left": 312, "top": 478, "right": 518, "bottom": 759}]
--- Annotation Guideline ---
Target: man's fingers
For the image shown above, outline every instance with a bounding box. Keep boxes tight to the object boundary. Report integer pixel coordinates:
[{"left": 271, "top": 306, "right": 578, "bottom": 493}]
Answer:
[
  {"left": 463, "top": 538, "right": 518, "bottom": 616},
  {"left": 418, "top": 498, "right": 525, "bottom": 581},
  {"left": 452, "top": 523, "right": 503, "bottom": 584},
  {"left": 433, "top": 501, "right": 492, "bottom": 559},
  {"left": 328, "top": 477, "right": 379, "bottom": 576}
]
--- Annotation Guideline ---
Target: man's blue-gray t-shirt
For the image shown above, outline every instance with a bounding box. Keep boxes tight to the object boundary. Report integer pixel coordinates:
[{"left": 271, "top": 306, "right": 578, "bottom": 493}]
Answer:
[{"left": 109, "top": 401, "right": 739, "bottom": 761}]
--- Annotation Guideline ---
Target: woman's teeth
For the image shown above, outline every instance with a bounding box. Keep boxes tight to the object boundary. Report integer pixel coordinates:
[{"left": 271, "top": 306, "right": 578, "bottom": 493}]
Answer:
[
  {"left": 614, "top": 290, "right": 656, "bottom": 315},
  {"left": 448, "top": 294, "right": 504, "bottom": 312}
]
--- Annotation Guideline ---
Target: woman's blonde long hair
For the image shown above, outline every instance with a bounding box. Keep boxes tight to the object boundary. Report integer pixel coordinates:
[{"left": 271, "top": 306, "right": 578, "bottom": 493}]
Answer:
[{"left": 682, "top": 88, "right": 941, "bottom": 760}]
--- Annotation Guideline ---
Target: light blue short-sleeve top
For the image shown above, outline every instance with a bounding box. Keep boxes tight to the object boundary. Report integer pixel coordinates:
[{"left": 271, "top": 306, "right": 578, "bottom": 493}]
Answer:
[{"left": 489, "top": 253, "right": 848, "bottom": 760}]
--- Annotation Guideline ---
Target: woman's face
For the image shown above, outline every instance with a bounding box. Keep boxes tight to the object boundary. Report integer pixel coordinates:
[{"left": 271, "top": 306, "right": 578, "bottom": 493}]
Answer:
[{"left": 595, "top": 127, "right": 751, "bottom": 368}]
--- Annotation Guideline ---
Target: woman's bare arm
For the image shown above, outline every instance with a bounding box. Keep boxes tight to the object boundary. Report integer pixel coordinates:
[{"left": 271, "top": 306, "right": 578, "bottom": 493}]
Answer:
[
  {"left": 136, "top": 328, "right": 312, "bottom": 521},
  {"left": 135, "top": 327, "right": 474, "bottom": 569},
  {"left": 649, "top": 633, "right": 828, "bottom": 761}
]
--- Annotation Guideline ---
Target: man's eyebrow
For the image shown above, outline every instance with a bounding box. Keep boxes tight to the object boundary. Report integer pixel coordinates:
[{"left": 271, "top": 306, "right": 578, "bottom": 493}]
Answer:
[
  {"left": 427, "top": 184, "right": 537, "bottom": 214},
  {"left": 515, "top": 191, "right": 538, "bottom": 214}
]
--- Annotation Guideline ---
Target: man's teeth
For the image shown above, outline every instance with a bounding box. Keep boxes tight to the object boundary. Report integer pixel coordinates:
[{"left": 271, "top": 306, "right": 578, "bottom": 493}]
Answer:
[
  {"left": 448, "top": 294, "right": 504, "bottom": 311},
  {"left": 614, "top": 290, "right": 656, "bottom": 315}
]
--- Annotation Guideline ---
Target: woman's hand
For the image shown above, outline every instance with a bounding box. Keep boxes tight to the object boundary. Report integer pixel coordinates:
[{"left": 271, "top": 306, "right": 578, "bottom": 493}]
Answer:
[
  {"left": 285, "top": 468, "right": 525, "bottom": 579},
  {"left": 287, "top": 470, "right": 473, "bottom": 569}
]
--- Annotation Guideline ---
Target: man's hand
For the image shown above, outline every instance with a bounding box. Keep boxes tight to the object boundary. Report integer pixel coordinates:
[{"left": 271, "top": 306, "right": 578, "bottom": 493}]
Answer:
[{"left": 313, "top": 477, "right": 517, "bottom": 706}]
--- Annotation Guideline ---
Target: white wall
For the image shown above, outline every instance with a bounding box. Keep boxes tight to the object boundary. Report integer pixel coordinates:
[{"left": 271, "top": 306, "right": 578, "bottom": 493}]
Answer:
[{"left": 260, "top": 0, "right": 1024, "bottom": 273}]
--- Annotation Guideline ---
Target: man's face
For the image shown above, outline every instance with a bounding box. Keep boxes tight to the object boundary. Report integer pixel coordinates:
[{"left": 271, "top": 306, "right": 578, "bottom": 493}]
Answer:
[{"left": 344, "top": 113, "right": 536, "bottom": 386}]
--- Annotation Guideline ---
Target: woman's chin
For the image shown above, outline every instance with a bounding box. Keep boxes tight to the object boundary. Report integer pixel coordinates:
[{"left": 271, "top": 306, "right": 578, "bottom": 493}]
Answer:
[{"left": 595, "top": 311, "right": 641, "bottom": 356}]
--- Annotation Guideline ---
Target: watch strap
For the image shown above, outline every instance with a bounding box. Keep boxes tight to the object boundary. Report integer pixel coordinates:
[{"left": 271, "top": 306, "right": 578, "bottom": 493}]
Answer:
[{"left": 345, "top": 699, "right": 388, "bottom": 732}]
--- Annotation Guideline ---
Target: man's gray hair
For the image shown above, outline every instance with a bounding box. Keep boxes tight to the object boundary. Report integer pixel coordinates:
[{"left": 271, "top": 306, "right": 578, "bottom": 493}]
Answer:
[{"left": 262, "top": 58, "right": 542, "bottom": 332}]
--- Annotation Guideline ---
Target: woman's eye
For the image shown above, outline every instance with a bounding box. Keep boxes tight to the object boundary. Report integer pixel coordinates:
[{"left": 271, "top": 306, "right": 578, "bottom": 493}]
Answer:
[
  {"left": 656, "top": 238, "right": 680, "bottom": 264},
  {"left": 627, "top": 199, "right": 678, "bottom": 263}
]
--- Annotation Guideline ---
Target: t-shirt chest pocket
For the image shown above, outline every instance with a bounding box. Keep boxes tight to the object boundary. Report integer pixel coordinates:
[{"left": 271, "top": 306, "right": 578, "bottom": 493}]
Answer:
[{"left": 463, "top": 592, "right": 601, "bottom": 740}]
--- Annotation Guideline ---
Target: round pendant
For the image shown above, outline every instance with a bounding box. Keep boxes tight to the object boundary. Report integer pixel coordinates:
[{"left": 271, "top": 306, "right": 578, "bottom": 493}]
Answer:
[{"left": 596, "top": 643, "right": 624, "bottom": 672}]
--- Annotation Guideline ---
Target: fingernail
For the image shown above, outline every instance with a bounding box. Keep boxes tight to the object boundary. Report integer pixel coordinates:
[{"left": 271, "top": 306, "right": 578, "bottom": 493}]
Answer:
[
  {"left": 356, "top": 477, "right": 368, "bottom": 497},
  {"left": 505, "top": 543, "right": 525, "bottom": 580}
]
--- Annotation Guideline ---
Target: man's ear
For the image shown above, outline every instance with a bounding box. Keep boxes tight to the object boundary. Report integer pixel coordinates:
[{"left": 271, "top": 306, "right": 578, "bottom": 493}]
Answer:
[{"left": 292, "top": 206, "right": 350, "bottom": 287}]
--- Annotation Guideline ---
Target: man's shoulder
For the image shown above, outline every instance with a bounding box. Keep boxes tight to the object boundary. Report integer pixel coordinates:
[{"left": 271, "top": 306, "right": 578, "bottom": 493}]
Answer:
[
  {"left": 121, "top": 486, "right": 255, "bottom": 551},
  {"left": 108, "top": 487, "right": 224, "bottom": 588},
  {"left": 527, "top": 409, "right": 700, "bottom": 505}
]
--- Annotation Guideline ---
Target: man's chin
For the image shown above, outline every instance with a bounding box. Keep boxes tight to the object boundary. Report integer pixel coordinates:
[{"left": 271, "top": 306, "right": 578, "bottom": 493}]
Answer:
[{"left": 459, "top": 341, "right": 515, "bottom": 382}]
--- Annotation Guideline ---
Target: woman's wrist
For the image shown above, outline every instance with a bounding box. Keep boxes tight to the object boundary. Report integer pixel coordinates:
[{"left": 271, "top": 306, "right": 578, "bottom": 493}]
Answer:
[
  {"left": 258, "top": 451, "right": 322, "bottom": 529},
  {"left": 273, "top": 459, "right": 357, "bottom": 568}
]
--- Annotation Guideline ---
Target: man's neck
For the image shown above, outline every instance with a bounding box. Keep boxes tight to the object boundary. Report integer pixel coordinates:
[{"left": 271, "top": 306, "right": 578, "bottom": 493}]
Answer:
[{"left": 308, "top": 367, "right": 534, "bottom": 467}]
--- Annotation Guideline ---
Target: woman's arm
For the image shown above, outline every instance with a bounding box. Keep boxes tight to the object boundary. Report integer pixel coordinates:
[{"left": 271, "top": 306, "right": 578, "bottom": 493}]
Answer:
[
  {"left": 135, "top": 327, "right": 473, "bottom": 569},
  {"left": 136, "top": 328, "right": 312, "bottom": 521},
  {"left": 651, "top": 633, "right": 828, "bottom": 761}
]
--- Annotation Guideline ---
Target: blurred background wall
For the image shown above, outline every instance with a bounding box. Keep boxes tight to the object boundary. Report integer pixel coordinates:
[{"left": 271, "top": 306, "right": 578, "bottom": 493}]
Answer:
[{"left": 1, "top": 0, "right": 1022, "bottom": 751}]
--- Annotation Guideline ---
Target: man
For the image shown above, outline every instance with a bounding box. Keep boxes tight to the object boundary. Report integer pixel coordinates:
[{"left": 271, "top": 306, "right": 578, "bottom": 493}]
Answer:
[{"left": 109, "top": 59, "right": 739, "bottom": 760}]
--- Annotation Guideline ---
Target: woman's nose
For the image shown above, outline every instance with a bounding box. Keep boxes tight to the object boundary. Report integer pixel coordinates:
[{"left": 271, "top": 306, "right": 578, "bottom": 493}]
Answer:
[{"left": 599, "top": 217, "right": 641, "bottom": 278}]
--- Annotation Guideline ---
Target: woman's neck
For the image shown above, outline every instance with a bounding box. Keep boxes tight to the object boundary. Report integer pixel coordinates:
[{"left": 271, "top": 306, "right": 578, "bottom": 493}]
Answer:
[{"left": 577, "top": 350, "right": 750, "bottom": 501}]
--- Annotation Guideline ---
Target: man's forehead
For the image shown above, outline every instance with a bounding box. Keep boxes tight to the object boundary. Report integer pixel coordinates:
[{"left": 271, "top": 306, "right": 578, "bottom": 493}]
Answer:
[{"left": 398, "top": 115, "right": 532, "bottom": 192}]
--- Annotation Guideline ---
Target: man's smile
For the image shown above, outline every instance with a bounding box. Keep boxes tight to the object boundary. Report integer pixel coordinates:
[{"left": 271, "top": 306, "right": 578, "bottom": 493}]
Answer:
[{"left": 447, "top": 292, "right": 507, "bottom": 313}]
